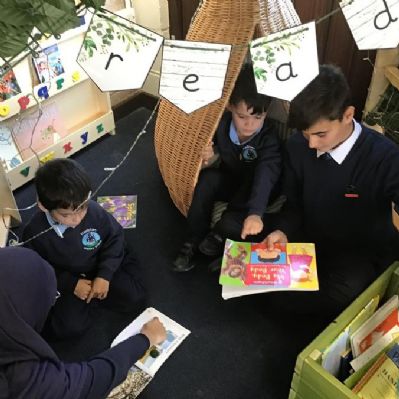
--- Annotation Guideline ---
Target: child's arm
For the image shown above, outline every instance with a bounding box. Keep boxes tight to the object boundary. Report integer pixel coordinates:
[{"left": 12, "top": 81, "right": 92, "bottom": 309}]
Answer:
[{"left": 201, "top": 141, "right": 219, "bottom": 169}]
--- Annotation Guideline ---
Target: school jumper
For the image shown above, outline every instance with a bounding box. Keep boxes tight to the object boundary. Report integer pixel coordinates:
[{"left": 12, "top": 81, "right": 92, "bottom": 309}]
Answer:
[
  {"left": 272, "top": 124, "right": 399, "bottom": 317},
  {"left": 187, "top": 112, "right": 282, "bottom": 243},
  {"left": 0, "top": 246, "right": 149, "bottom": 399},
  {"left": 23, "top": 200, "right": 145, "bottom": 339}
]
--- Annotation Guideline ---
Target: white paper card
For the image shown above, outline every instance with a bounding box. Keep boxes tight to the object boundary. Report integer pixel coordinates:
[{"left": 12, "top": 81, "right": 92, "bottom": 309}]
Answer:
[
  {"left": 111, "top": 307, "right": 190, "bottom": 377},
  {"left": 77, "top": 11, "right": 164, "bottom": 91},
  {"left": 250, "top": 22, "right": 319, "bottom": 102},
  {"left": 340, "top": 0, "right": 399, "bottom": 50},
  {"left": 159, "top": 40, "right": 231, "bottom": 114}
]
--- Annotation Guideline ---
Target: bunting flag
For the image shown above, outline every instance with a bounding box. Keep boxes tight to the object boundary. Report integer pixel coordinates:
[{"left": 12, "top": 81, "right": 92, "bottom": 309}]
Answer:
[
  {"left": 250, "top": 22, "right": 319, "bottom": 102},
  {"left": 159, "top": 40, "right": 231, "bottom": 114},
  {"left": 77, "top": 11, "right": 164, "bottom": 91},
  {"left": 340, "top": 0, "right": 399, "bottom": 50}
]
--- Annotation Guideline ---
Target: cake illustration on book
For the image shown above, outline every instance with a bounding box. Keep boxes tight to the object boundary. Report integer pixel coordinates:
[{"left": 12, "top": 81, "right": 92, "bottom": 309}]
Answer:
[
  {"left": 219, "top": 239, "right": 319, "bottom": 299},
  {"left": 97, "top": 195, "right": 137, "bottom": 229}
]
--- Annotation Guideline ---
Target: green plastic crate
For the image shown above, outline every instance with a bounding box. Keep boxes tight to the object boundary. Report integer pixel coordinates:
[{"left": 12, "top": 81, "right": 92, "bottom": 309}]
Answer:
[{"left": 289, "top": 261, "right": 399, "bottom": 399}]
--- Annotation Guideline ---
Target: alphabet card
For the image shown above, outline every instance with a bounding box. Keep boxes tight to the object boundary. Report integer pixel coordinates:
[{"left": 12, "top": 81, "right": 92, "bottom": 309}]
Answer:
[
  {"left": 159, "top": 40, "right": 231, "bottom": 114},
  {"left": 250, "top": 22, "right": 319, "bottom": 102},
  {"left": 340, "top": 0, "right": 399, "bottom": 50},
  {"left": 77, "top": 11, "right": 164, "bottom": 91}
]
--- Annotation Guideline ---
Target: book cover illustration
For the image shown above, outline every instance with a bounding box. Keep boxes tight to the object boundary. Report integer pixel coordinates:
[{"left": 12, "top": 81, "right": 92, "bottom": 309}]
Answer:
[
  {"left": 111, "top": 307, "right": 190, "bottom": 377},
  {"left": 0, "top": 125, "right": 22, "bottom": 170},
  {"left": 32, "top": 43, "right": 65, "bottom": 83},
  {"left": 97, "top": 195, "right": 137, "bottom": 229},
  {"left": 7, "top": 102, "right": 68, "bottom": 160},
  {"left": 219, "top": 240, "right": 318, "bottom": 289},
  {"left": 0, "top": 66, "right": 21, "bottom": 101},
  {"left": 352, "top": 343, "right": 399, "bottom": 398}
]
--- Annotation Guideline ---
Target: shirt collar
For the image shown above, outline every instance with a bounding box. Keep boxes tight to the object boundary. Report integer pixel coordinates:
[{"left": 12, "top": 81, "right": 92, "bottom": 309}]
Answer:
[
  {"left": 45, "top": 212, "right": 69, "bottom": 238},
  {"left": 317, "top": 119, "right": 362, "bottom": 165},
  {"left": 229, "top": 120, "right": 262, "bottom": 145}
]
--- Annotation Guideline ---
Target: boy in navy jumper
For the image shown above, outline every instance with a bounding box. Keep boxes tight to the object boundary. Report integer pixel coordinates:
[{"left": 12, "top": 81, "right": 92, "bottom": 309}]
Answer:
[
  {"left": 264, "top": 64, "right": 399, "bottom": 318},
  {"left": 23, "top": 158, "right": 145, "bottom": 339},
  {"left": 172, "top": 63, "right": 282, "bottom": 272}
]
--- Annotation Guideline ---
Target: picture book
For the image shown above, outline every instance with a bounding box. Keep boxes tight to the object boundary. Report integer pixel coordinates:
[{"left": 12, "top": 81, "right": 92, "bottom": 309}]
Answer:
[
  {"left": 111, "top": 307, "right": 190, "bottom": 377},
  {"left": 352, "top": 343, "right": 399, "bottom": 398},
  {"left": 351, "top": 295, "right": 399, "bottom": 358},
  {"left": 97, "top": 195, "right": 137, "bottom": 229},
  {"left": 6, "top": 102, "right": 68, "bottom": 160},
  {"left": 0, "top": 66, "right": 21, "bottom": 102},
  {"left": 322, "top": 295, "right": 380, "bottom": 377},
  {"left": 0, "top": 125, "right": 22, "bottom": 170},
  {"left": 219, "top": 240, "right": 318, "bottom": 300},
  {"left": 32, "top": 43, "right": 65, "bottom": 83}
]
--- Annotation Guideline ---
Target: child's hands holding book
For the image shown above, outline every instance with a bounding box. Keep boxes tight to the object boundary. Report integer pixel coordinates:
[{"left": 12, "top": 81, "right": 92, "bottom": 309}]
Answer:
[
  {"left": 241, "top": 214, "right": 263, "bottom": 239},
  {"left": 74, "top": 278, "right": 92, "bottom": 301},
  {"left": 141, "top": 317, "right": 167, "bottom": 346},
  {"left": 87, "top": 277, "right": 110, "bottom": 303},
  {"left": 262, "top": 230, "right": 288, "bottom": 249}
]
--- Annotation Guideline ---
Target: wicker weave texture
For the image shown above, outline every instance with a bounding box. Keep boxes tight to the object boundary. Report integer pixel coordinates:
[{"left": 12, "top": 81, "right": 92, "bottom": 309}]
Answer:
[{"left": 154, "top": 0, "right": 260, "bottom": 216}]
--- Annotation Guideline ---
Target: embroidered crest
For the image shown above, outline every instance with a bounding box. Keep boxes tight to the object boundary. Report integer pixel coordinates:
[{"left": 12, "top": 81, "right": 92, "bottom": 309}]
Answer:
[{"left": 81, "top": 229, "right": 102, "bottom": 250}]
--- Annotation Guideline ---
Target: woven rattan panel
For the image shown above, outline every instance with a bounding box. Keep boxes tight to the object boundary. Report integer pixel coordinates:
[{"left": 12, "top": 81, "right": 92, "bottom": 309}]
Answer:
[{"left": 154, "top": 0, "right": 260, "bottom": 216}]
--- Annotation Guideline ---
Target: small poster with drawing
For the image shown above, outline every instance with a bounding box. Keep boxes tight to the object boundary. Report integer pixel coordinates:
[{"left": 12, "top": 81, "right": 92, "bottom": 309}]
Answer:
[
  {"left": 0, "top": 66, "right": 22, "bottom": 101},
  {"left": 32, "top": 44, "right": 65, "bottom": 83}
]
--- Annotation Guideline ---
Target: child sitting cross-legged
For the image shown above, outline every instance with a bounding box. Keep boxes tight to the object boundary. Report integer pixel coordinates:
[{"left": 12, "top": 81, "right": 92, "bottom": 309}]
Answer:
[{"left": 23, "top": 158, "right": 146, "bottom": 340}]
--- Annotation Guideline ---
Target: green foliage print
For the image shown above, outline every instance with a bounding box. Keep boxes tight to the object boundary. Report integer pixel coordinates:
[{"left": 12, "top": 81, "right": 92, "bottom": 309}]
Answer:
[
  {"left": 250, "top": 32, "right": 304, "bottom": 82},
  {"left": 80, "top": 12, "right": 151, "bottom": 60}
]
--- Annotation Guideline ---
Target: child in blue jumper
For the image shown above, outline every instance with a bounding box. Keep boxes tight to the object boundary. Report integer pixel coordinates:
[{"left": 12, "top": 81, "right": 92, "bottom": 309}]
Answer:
[{"left": 23, "top": 158, "right": 145, "bottom": 339}]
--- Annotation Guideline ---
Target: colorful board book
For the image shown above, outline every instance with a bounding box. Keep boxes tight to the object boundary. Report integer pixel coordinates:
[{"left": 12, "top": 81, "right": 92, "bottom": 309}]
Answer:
[
  {"left": 0, "top": 66, "right": 21, "bottom": 102},
  {"left": 219, "top": 240, "right": 318, "bottom": 300},
  {"left": 97, "top": 195, "right": 137, "bottom": 229}
]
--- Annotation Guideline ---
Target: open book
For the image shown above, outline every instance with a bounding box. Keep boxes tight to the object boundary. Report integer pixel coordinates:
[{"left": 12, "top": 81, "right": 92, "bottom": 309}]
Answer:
[
  {"left": 219, "top": 239, "right": 318, "bottom": 300},
  {"left": 97, "top": 195, "right": 137, "bottom": 229}
]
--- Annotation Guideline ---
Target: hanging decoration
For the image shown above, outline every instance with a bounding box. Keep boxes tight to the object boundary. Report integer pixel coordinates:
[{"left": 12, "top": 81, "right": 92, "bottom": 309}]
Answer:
[
  {"left": 340, "top": 0, "right": 399, "bottom": 50},
  {"left": 250, "top": 22, "right": 319, "bottom": 102},
  {"left": 77, "top": 11, "right": 164, "bottom": 92},
  {"left": 159, "top": 40, "right": 231, "bottom": 114}
]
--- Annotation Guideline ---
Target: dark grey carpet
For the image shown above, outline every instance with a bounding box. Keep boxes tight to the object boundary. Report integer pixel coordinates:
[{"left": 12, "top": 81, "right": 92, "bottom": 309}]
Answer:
[{"left": 12, "top": 106, "right": 328, "bottom": 399}]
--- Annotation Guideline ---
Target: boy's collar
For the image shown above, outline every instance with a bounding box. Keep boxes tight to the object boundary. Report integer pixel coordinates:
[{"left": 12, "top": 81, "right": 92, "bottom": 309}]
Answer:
[{"left": 45, "top": 212, "right": 69, "bottom": 238}]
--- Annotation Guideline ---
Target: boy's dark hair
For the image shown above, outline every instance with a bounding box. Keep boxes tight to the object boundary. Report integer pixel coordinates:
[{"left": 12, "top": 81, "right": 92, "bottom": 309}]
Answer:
[
  {"left": 288, "top": 64, "right": 353, "bottom": 131},
  {"left": 35, "top": 158, "right": 91, "bottom": 211},
  {"left": 229, "top": 63, "right": 272, "bottom": 114}
]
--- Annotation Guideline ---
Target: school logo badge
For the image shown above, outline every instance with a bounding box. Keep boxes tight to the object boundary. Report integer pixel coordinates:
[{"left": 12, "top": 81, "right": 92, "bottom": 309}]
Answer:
[{"left": 81, "top": 229, "right": 102, "bottom": 250}]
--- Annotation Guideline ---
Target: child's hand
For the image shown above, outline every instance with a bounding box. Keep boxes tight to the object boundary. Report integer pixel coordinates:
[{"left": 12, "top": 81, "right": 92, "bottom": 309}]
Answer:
[
  {"left": 140, "top": 317, "right": 167, "bottom": 346},
  {"left": 262, "top": 230, "right": 288, "bottom": 250},
  {"left": 241, "top": 215, "right": 263, "bottom": 239},
  {"left": 74, "top": 279, "right": 92, "bottom": 301},
  {"left": 86, "top": 277, "right": 110, "bottom": 303},
  {"left": 201, "top": 141, "right": 215, "bottom": 166}
]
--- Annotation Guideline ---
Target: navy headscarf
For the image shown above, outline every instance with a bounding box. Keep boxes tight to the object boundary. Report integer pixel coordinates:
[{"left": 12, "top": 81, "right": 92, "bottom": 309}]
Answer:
[{"left": 0, "top": 247, "right": 88, "bottom": 399}]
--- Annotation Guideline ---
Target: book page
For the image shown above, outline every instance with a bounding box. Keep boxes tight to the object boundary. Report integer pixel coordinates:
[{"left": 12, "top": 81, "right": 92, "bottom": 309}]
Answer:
[{"left": 111, "top": 308, "right": 190, "bottom": 377}]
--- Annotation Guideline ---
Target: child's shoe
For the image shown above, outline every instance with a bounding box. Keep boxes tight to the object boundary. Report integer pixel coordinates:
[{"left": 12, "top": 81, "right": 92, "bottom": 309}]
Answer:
[
  {"left": 172, "top": 242, "right": 197, "bottom": 272},
  {"left": 198, "top": 232, "right": 224, "bottom": 257}
]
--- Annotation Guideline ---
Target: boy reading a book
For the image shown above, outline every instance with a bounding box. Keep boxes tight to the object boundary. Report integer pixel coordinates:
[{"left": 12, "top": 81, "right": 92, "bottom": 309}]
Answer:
[
  {"left": 263, "top": 64, "right": 399, "bottom": 317},
  {"left": 172, "top": 63, "right": 282, "bottom": 272},
  {"left": 23, "top": 158, "right": 146, "bottom": 340}
]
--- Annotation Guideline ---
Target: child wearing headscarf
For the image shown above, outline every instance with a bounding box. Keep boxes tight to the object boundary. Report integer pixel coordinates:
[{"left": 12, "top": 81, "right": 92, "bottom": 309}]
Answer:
[{"left": 0, "top": 247, "right": 166, "bottom": 399}]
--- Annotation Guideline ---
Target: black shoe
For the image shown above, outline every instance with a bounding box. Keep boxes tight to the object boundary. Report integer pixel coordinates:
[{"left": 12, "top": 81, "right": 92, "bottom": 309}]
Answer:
[
  {"left": 208, "top": 257, "right": 223, "bottom": 273},
  {"left": 172, "top": 242, "right": 197, "bottom": 272},
  {"left": 198, "top": 232, "right": 224, "bottom": 257}
]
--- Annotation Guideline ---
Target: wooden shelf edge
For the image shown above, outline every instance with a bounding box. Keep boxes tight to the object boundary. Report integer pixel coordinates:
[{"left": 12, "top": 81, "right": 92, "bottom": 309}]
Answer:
[{"left": 384, "top": 66, "right": 399, "bottom": 91}]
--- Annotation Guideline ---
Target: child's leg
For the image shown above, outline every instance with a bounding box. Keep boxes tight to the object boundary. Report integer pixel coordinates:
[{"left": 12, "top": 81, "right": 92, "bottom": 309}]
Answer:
[
  {"left": 104, "top": 247, "right": 146, "bottom": 314},
  {"left": 186, "top": 168, "right": 234, "bottom": 245},
  {"left": 44, "top": 293, "right": 92, "bottom": 340}
]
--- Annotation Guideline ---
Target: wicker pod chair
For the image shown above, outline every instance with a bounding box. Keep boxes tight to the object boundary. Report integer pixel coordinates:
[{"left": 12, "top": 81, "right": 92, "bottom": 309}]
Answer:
[{"left": 154, "top": 0, "right": 300, "bottom": 216}]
